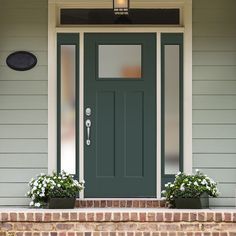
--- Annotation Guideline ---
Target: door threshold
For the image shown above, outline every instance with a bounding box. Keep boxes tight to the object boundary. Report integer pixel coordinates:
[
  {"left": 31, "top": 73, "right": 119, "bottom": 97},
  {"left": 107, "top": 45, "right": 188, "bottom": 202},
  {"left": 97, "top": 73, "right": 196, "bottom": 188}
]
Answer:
[{"left": 76, "top": 199, "right": 166, "bottom": 208}]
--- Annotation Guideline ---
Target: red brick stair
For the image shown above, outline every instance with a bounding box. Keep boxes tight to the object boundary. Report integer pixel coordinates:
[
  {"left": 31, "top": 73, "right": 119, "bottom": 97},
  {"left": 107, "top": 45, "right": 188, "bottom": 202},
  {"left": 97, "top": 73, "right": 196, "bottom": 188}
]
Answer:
[{"left": 75, "top": 199, "right": 166, "bottom": 208}]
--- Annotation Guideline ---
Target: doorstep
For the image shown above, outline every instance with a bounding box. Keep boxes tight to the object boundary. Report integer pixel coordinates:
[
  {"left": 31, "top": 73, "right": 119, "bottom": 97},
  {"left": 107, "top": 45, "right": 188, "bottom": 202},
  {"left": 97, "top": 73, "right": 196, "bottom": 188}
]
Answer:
[
  {"left": 1, "top": 208, "right": 236, "bottom": 235},
  {"left": 75, "top": 199, "right": 166, "bottom": 208}
]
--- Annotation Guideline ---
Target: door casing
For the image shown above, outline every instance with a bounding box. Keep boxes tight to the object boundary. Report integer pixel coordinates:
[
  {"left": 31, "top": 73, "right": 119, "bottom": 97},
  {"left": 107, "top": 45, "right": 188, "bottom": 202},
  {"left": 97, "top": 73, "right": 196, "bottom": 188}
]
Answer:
[{"left": 51, "top": 26, "right": 191, "bottom": 199}]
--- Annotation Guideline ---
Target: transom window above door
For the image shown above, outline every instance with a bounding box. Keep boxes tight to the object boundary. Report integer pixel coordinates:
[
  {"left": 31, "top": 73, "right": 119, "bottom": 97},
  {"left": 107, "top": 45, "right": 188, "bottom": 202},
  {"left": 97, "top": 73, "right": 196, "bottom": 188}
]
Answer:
[{"left": 60, "top": 9, "right": 180, "bottom": 25}]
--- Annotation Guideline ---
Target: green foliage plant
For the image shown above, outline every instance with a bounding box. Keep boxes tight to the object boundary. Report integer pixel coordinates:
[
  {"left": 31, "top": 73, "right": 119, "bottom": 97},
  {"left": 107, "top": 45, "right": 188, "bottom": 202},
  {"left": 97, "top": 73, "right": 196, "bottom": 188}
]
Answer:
[
  {"left": 161, "top": 170, "right": 219, "bottom": 207},
  {"left": 27, "top": 171, "right": 84, "bottom": 208}
]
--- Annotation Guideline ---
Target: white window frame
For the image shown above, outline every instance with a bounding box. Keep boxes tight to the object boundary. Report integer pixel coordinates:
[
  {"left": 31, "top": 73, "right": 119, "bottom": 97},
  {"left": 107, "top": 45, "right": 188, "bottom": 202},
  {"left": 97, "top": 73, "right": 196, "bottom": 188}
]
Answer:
[{"left": 48, "top": 0, "right": 192, "bottom": 199}]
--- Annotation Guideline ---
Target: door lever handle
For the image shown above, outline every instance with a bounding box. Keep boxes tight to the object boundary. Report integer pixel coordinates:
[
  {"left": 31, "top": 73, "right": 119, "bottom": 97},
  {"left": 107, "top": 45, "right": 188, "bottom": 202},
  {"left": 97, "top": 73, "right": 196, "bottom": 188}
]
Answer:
[{"left": 85, "top": 119, "right": 91, "bottom": 146}]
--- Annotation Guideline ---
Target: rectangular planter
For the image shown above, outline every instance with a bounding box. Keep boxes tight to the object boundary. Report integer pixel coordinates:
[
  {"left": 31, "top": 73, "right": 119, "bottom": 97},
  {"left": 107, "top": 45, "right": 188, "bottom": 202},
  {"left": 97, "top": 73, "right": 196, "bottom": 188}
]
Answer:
[
  {"left": 48, "top": 197, "right": 76, "bottom": 209},
  {"left": 175, "top": 193, "right": 209, "bottom": 209}
]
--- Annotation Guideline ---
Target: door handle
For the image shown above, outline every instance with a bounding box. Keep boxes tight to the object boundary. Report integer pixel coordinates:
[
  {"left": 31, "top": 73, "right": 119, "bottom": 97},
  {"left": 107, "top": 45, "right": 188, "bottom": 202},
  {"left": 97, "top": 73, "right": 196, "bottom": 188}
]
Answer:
[{"left": 85, "top": 119, "right": 91, "bottom": 146}]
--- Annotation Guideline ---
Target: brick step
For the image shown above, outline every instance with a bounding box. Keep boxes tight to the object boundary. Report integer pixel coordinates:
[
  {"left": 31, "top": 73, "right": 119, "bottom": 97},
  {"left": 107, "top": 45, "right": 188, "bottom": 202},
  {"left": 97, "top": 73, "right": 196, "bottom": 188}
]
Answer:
[
  {"left": 1, "top": 209, "right": 236, "bottom": 235},
  {"left": 75, "top": 199, "right": 166, "bottom": 208}
]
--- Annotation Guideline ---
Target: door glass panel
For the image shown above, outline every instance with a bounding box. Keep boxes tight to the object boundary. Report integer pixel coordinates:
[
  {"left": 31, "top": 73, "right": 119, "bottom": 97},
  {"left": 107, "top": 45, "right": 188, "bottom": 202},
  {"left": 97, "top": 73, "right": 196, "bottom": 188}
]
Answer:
[
  {"left": 60, "top": 45, "right": 76, "bottom": 174},
  {"left": 98, "top": 45, "right": 142, "bottom": 78},
  {"left": 164, "top": 45, "right": 180, "bottom": 174}
]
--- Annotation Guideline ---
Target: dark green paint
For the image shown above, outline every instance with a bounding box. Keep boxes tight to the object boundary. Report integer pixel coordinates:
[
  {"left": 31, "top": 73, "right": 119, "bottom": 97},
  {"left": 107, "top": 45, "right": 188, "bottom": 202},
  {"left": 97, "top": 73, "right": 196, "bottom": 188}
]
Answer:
[
  {"left": 84, "top": 33, "right": 156, "bottom": 197},
  {"left": 161, "top": 33, "right": 184, "bottom": 189},
  {"left": 57, "top": 33, "right": 80, "bottom": 179}
]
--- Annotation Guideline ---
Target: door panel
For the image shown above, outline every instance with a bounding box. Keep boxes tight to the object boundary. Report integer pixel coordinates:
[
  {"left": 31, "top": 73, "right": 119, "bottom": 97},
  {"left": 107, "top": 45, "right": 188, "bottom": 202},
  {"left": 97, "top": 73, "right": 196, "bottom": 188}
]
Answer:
[
  {"left": 125, "top": 91, "right": 144, "bottom": 177},
  {"left": 84, "top": 33, "right": 156, "bottom": 197},
  {"left": 96, "top": 91, "right": 115, "bottom": 177}
]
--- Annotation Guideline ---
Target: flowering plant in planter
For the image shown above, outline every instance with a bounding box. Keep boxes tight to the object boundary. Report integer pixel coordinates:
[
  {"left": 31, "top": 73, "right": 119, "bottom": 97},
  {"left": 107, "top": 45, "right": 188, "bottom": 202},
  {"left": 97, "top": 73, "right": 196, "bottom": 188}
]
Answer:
[
  {"left": 27, "top": 171, "right": 84, "bottom": 208},
  {"left": 161, "top": 170, "right": 219, "bottom": 208}
]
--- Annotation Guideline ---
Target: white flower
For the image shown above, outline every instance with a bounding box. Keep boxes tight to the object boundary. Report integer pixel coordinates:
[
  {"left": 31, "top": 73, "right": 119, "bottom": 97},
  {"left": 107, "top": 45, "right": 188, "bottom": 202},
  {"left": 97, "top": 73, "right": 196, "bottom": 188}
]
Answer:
[
  {"left": 29, "top": 201, "right": 34, "bottom": 206},
  {"left": 34, "top": 202, "right": 41, "bottom": 207},
  {"left": 161, "top": 190, "right": 166, "bottom": 194},
  {"left": 180, "top": 185, "right": 185, "bottom": 191},
  {"left": 201, "top": 179, "right": 207, "bottom": 185},
  {"left": 57, "top": 184, "right": 61, "bottom": 187},
  {"left": 194, "top": 181, "right": 198, "bottom": 186},
  {"left": 34, "top": 181, "right": 38, "bottom": 187},
  {"left": 180, "top": 183, "right": 185, "bottom": 191}
]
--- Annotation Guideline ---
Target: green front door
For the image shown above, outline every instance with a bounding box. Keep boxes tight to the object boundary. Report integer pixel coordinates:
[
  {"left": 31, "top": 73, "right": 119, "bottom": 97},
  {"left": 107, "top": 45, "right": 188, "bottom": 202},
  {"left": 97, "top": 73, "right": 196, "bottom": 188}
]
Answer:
[{"left": 84, "top": 33, "right": 156, "bottom": 197}]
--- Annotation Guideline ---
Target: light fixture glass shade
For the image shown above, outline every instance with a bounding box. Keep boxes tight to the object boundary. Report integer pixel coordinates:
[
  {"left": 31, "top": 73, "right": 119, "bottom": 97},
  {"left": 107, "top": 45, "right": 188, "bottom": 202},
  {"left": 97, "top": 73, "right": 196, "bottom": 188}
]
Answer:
[{"left": 113, "top": 0, "right": 129, "bottom": 14}]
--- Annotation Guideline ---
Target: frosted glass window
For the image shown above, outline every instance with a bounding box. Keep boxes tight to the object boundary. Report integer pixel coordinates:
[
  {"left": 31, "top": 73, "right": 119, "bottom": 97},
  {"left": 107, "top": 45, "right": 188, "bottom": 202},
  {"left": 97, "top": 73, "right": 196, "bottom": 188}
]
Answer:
[
  {"left": 164, "top": 45, "right": 180, "bottom": 175},
  {"left": 60, "top": 45, "right": 76, "bottom": 174},
  {"left": 98, "top": 45, "right": 142, "bottom": 78}
]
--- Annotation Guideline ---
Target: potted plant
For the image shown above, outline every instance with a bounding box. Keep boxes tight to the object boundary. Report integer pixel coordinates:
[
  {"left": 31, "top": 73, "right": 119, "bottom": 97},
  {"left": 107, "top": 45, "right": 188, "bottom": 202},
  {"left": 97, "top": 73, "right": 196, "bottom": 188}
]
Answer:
[
  {"left": 161, "top": 170, "right": 219, "bottom": 209},
  {"left": 27, "top": 171, "right": 84, "bottom": 209}
]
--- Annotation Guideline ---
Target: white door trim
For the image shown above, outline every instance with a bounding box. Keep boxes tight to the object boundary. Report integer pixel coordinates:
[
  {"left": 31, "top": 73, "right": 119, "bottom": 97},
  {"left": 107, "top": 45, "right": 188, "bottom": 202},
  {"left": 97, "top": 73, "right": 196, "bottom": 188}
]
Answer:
[{"left": 48, "top": 1, "right": 192, "bottom": 199}]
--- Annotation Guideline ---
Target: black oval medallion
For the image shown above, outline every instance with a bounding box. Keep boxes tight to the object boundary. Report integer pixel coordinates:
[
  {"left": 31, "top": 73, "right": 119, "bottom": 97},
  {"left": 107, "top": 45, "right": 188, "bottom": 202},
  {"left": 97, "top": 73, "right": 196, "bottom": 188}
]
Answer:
[{"left": 6, "top": 51, "right": 37, "bottom": 71}]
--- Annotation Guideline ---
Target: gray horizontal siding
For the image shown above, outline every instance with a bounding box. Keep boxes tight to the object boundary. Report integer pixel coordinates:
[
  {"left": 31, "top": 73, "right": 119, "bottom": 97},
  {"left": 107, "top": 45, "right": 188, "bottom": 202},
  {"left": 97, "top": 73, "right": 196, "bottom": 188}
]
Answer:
[
  {"left": 0, "top": 37, "right": 48, "bottom": 51},
  {"left": 193, "top": 81, "right": 236, "bottom": 95},
  {"left": 0, "top": 110, "right": 47, "bottom": 124},
  {"left": 193, "top": 0, "right": 236, "bottom": 207},
  {"left": 0, "top": 183, "right": 31, "bottom": 197},
  {"left": 0, "top": 0, "right": 47, "bottom": 9},
  {"left": 193, "top": 52, "right": 236, "bottom": 66},
  {"left": 193, "top": 154, "right": 236, "bottom": 168},
  {"left": 193, "top": 23, "right": 236, "bottom": 37},
  {"left": 0, "top": 81, "right": 47, "bottom": 94},
  {"left": 0, "top": 125, "right": 47, "bottom": 138},
  {"left": 193, "top": 125, "right": 236, "bottom": 138},
  {"left": 0, "top": 169, "right": 47, "bottom": 183},
  {"left": 193, "top": 37, "right": 236, "bottom": 51},
  {"left": 193, "top": 96, "right": 236, "bottom": 109},
  {"left": 0, "top": 0, "right": 48, "bottom": 205},
  {"left": 0, "top": 66, "right": 47, "bottom": 80},
  {"left": 1, "top": 23, "right": 48, "bottom": 37},
  {"left": 0, "top": 198, "right": 30, "bottom": 206},
  {"left": 0, "top": 96, "right": 47, "bottom": 109},
  {"left": 193, "top": 66, "right": 236, "bottom": 81},
  {"left": 193, "top": 110, "right": 236, "bottom": 124},
  {"left": 0, "top": 139, "right": 47, "bottom": 153},
  {"left": 0, "top": 154, "right": 47, "bottom": 168}
]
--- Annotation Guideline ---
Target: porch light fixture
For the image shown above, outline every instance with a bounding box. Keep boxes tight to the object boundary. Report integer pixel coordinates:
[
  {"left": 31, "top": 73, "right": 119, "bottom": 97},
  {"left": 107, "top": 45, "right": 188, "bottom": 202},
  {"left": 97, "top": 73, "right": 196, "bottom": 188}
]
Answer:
[{"left": 113, "top": 0, "right": 129, "bottom": 15}]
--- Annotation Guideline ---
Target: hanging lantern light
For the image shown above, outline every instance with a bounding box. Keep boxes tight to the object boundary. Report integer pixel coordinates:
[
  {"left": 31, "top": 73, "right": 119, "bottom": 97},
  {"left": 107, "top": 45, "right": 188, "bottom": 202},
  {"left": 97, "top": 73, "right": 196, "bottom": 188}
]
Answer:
[{"left": 113, "top": 0, "right": 129, "bottom": 15}]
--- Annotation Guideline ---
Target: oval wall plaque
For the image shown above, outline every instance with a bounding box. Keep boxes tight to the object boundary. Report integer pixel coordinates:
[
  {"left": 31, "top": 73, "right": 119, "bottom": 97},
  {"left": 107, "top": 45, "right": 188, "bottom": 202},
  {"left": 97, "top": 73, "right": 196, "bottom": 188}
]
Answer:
[{"left": 6, "top": 51, "right": 37, "bottom": 71}]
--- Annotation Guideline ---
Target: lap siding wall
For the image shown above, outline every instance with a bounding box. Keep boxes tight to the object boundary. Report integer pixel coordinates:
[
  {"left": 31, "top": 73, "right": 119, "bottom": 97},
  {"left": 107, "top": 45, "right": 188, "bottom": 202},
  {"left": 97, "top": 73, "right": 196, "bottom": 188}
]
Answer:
[
  {"left": 0, "top": 0, "right": 48, "bottom": 206},
  {"left": 192, "top": 0, "right": 236, "bottom": 207}
]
